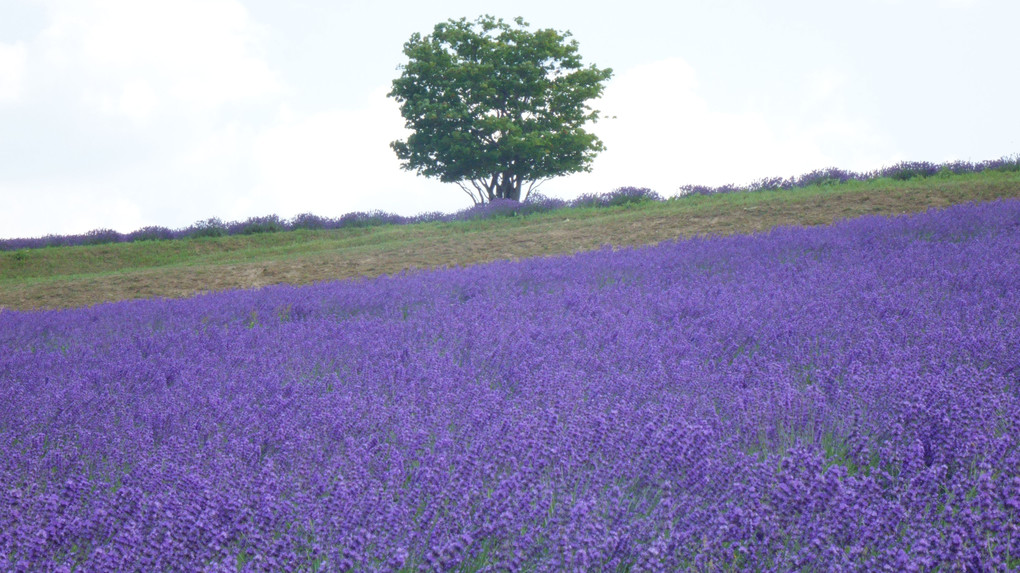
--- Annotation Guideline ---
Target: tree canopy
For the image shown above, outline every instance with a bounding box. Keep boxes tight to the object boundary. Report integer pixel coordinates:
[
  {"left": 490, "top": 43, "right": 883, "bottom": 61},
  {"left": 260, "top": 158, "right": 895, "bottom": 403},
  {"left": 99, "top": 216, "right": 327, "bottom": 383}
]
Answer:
[{"left": 389, "top": 16, "right": 613, "bottom": 204}]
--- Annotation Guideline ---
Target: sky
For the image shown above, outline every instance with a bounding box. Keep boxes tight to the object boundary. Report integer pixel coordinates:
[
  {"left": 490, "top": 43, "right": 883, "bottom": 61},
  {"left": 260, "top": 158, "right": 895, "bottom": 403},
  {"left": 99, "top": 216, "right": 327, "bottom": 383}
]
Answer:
[{"left": 1, "top": 0, "right": 1017, "bottom": 240}]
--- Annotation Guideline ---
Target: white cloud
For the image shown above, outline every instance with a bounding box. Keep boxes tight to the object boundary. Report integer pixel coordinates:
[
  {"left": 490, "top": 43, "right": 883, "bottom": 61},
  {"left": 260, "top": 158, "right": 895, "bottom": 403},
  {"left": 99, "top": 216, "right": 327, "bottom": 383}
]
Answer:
[
  {"left": 101, "top": 79, "right": 160, "bottom": 125},
  {"left": 177, "top": 122, "right": 250, "bottom": 172},
  {"left": 0, "top": 42, "right": 27, "bottom": 103},
  {"left": 552, "top": 58, "right": 831, "bottom": 196},
  {"left": 37, "top": 0, "right": 282, "bottom": 119},
  {"left": 249, "top": 88, "right": 462, "bottom": 220},
  {"left": 0, "top": 179, "right": 149, "bottom": 239},
  {"left": 0, "top": 0, "right": 294, "bottom": 239},
  {"left": 551, "top": 58, "right": 892, "bottom": 197},
  {"left": 0, "top": 84, "right": 461, "bottom": 240},
  {"left": 805, "top": 69, "right": 849, "bottom": 107}
]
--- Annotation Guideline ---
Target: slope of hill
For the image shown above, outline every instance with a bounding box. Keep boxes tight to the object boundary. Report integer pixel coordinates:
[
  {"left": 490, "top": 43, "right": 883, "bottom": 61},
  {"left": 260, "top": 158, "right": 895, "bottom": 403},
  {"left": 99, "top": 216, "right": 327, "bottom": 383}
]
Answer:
[{"left": 2, "top": 169, "right": 1019, "bottom": 310}]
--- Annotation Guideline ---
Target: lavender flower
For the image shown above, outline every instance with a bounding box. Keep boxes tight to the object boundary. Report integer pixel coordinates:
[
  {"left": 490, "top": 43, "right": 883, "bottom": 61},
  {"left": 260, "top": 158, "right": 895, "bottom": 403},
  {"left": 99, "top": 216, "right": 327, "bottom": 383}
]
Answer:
[{"left": 1, "top": 200, "right": 1019, "bottom": 569}]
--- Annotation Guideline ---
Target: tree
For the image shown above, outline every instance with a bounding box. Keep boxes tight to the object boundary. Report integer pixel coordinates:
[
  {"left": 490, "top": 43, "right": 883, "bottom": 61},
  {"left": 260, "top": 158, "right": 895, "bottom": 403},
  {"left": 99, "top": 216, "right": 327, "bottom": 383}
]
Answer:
[{"left": 389, "top": 16, "right": 613, "bottom": 204}]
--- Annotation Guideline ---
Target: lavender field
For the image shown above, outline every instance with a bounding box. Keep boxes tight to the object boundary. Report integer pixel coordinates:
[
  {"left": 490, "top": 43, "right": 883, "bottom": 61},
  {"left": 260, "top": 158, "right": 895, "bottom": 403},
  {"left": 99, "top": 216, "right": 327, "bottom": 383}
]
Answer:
[{"left": 2, "top": 200, "right": 1019, "bottom": 571}]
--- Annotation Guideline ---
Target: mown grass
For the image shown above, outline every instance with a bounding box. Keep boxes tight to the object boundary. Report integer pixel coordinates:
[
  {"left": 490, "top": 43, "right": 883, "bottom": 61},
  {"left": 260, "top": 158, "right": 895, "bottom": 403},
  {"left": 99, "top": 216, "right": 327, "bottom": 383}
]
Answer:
[{"left": 2, "top": 170, "right": 1019, "bottom": 311}]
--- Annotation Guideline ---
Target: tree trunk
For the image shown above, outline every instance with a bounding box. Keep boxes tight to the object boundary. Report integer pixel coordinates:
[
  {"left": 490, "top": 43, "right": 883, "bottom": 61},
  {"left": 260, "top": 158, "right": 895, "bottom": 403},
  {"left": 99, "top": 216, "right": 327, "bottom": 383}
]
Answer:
[
  {"left": 495, "top": 172, "right": 521, "bottom": 201},
  {"left": 486, "top": 172, "right": 524, "bottom": 202}
]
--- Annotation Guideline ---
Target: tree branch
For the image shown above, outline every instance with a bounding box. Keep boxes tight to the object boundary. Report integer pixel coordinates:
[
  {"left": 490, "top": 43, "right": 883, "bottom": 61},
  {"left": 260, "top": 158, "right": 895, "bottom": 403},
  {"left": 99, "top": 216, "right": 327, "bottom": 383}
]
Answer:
[
  {"left": 523, "top": 177, "right": 551, "bottom": 202},
  {"left": 458, "top": 181, "right": 484, "bottom": 205},
  {"left": 488, "top": 173, "right": 499, "bottom": 201}
]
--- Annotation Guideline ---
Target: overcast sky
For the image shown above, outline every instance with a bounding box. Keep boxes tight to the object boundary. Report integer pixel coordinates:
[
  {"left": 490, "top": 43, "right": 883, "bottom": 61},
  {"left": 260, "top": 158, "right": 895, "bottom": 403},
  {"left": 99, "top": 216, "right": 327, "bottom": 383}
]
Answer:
[{"left": 1, "top": 0, "right": 1017, "bottom": 239}]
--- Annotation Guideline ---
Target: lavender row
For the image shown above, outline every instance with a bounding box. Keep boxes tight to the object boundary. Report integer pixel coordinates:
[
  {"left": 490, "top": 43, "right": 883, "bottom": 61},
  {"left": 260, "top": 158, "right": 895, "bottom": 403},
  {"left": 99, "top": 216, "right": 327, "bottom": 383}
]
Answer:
[
  {"left": 0, "top": 188, "right": 648, "bottom": 251},
  {"left": 677, "top": 155, "right": 1020, "bottom": 195},
  {"left": 5, "top": 156, "right": 1020, "bottom": 252},
  {"left": 2, "top": 200, "right": 1019, "bottom": 570}
]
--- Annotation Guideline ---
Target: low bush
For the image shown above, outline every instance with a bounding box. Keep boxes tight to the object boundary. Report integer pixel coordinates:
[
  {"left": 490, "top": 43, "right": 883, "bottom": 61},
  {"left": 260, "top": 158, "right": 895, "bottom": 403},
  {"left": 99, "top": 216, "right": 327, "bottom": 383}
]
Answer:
[
  {"left": 232, "top": 215, "right": 287, "bottom": 235},
  {"left": 185, "top": 218, "right": 228, "bottom": 239},
  {"left": 81, "top": 228, "right": 122, "bottom": 246},
  {"left": 128, "top": 226, "right": 175, "bottom": 242}
]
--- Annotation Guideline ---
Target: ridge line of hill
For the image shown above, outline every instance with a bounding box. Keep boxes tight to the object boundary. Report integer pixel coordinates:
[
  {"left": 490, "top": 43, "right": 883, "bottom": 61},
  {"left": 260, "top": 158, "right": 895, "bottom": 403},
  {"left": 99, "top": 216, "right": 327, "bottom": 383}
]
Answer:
[{"left": 1, "top": 170, "right": 1019, "bottom": 311}]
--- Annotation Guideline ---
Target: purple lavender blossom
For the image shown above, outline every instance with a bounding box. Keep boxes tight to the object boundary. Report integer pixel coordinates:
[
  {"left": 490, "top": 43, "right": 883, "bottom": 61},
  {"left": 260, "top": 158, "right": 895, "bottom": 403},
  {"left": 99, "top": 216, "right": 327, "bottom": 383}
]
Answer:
[{"left": 2, "top": 200, "right": 1019, "bottom": 570}]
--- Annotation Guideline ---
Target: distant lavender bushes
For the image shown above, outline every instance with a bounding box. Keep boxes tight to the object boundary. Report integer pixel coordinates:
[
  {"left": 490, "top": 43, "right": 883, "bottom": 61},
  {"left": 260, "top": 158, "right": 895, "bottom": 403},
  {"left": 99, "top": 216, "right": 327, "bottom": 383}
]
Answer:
[
  {"left": 677, "top": 155, "right": 1020, "bottom": 195},
  {"left": 0, "top": 195, "right": 570, "bottom": 252},
  {"left": 4, "top": 156, "right": 1017, "bottom": 252},
  {"left": 2, "top": 200, "right": 1019, "bottom": 570}
]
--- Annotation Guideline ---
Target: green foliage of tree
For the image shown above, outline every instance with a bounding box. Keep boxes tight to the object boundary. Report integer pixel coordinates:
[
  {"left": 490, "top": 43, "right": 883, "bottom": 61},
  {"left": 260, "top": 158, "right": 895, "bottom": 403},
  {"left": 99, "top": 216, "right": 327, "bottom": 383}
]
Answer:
[{"left": 389, "top": 16, "right": 613, "bottom": 204}]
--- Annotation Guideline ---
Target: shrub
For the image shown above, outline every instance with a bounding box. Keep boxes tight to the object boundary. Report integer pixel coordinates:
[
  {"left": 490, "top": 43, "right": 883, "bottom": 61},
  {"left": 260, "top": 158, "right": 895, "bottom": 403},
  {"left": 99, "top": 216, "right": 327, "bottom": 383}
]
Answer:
[
  {"left": 454, "top": 199, "right": 524, "bottom": 221},
  {"left": 81, "top": 228, "right": 123, "bottom": 246},
  {"left": 794, "top": 167, "right": 855, "bottom": 187},
  {"left": 602, "top": 186, "right": 661, "bottom": 207},
  {"left": 128, "top": 226, "right": 175, "bottom": 242},
  {"left": 879, "top": 161, "right": 940, "bottom": 181},
  {"left": 232, "top": 215, "right": 286, "bottom": 235},
  {"left": 676, "top": 183, "right": 742, "bottom": 196},
  {"left": 337, "top": 211, "right": 402, "bottom": 229},
  {"left": 290, "top": 213, "right": 332, "bottom": 231},
  {"left": 186, "top": 218, "right": 228, "bottom": 239},
  {"left": 522, "top": 192, "right": 567, "bottom": 214},
  {"left": 747, "top": 176, "right": 793, "bottom": 191},
  {"left": 409, "top": 211, "right": 447, "bottom": 224},
  {"left": 981, "top": 155, "right": 1020, "bottom": 173},
  {"left": 570, "top": 192, "right": 603, "bottom": 208}
]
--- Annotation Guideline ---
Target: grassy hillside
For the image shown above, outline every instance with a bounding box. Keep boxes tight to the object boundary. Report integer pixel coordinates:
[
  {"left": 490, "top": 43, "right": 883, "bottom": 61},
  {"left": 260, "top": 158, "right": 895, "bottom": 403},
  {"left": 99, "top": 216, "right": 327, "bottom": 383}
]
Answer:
[{"left": 2, "top": 169, "right": 1019, "bottom": 311}]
